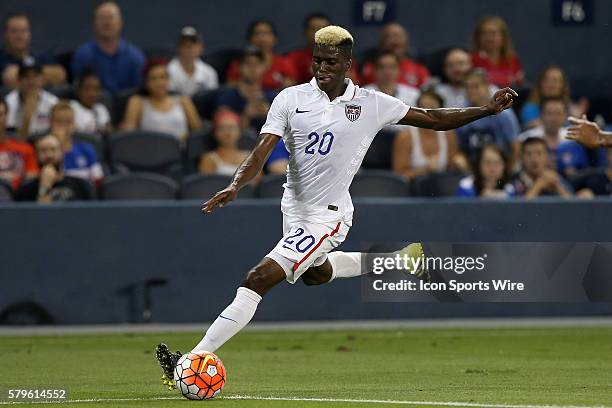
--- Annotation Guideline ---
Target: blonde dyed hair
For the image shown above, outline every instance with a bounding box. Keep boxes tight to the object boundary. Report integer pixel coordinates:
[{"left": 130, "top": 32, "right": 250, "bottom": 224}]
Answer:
[{"left": 314, "top": 25, "right": 353, "bottom": 47}]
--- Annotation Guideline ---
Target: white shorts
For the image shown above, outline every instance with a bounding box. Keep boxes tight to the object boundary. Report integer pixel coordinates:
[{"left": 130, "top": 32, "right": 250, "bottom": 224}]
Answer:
[{"left": 266, "top": 215, "right": 351, "bottom": 284}]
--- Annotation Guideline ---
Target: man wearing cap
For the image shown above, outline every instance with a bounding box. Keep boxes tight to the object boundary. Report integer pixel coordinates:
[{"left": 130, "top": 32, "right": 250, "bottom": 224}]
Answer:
[
  {"left": 4, "top": 58, "right": 58, "bottom": 137},
  {"left": 167, "top": 26, "right": 218, "bottom": 96},
  {"left": 71, "top": 1, "right": 145, "bottom": 94}
]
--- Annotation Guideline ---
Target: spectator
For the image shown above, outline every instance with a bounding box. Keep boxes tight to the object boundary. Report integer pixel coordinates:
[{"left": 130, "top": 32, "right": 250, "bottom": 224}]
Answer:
[
  {"left": 471, "top": 16, "right": 524, "bottom": 88},
  {"left": 266, "top": 139, "right": 289, "bottom": 174},
  {"left": 0, "top": 99, "right": 38, "bottom": 189},
  {"left": 69, "top": 70, "right": 112, "bottom": 137},
  {"left": 216, "top": 47, "right": 276, "bottom": 131},
  {"left": 71, "top": 1, "right": 146, "bottom": 94},
  {"left": 456, "top": 144, "right": 514, "bottom": 198},
  {"left": 15, "top": 133, "right": 91, "bottom": 202},
  {"left": 199, "top": 110, "right": 249, "bottom": 176},
  {"left": 392, "top": 91, "right": 465, "bottom": 180},
  {"left": 5, "top": 58, "right": 58, "bottom": 138},
  {"left": 455, "top": 69, "right": 520, "bottom": 166},
  {"left": 364, "top": 51, "right": 420, "bottom": 106},
  {"left": 168, "top": 26, "right": 218, "bottom": 96},
  {"left": 361, "top": 22, "right": 429, "bottom": 87},
  {"left": 0, "top": 12, "right": 66, "bottom": 88},
  {"left": 286, "top": 13, "right": 361, "bottom": 85},
  {"left": 518, "top": 98, "right": 589, "bottom": 178},
  {"left": 122, "top": 61, "right": 203, "bottom": 141},
  {"left": 511, "top": 137, "right": 573, "bottom": 198},
  {"left": 433, "top": 47, "right": 498, "bottom": 108},
  {"left": 226, "top": 20, "right": 297, "bottom": 90},
  {"left": 521, "top": 65, "right": 588, "bottom": 128},
  {"left": 47, "top": 101, "right": 103, "bottom": 184}
]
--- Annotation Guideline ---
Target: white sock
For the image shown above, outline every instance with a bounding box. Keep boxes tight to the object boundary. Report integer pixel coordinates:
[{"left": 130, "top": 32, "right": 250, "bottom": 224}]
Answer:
[
  {"left": 327, "top": 251, "right": 363, "bottom": 282},
  {"left": 191, "top": 287, "right": 262, "bottom": 353}
]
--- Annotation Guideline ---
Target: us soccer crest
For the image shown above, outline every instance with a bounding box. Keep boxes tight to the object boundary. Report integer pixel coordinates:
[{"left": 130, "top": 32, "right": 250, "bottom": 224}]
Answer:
[{"left": 345, "top": 104, "right": 361, "bottom": 122}]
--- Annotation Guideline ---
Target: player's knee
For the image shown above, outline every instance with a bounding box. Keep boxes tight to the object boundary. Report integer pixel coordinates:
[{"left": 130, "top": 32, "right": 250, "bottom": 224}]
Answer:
[
  {"left": 241, "top": 262, "right": 281, "bottom": 295},
  {"left": 301, "top": 269, "right": 329, "bottom": 286}
]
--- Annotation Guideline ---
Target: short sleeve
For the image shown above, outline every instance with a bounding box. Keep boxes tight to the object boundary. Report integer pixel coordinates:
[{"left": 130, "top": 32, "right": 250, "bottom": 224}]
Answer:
[
  {"left": 260, "top": 89, "right": 289, "bottom": 137},
  {"left": 376, "top": 91, "right": 410, "bottom": 128}
]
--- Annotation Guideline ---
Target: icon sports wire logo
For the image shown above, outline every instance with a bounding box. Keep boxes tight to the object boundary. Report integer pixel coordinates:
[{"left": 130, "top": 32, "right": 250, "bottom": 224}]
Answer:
[{"left": 370, "top": 253, "right": 487, "bottom": 275}]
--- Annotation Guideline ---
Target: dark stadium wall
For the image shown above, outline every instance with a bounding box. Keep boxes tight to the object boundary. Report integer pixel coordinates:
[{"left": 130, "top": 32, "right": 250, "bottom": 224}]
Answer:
[
  {"left": 2, "top": 199, "right": 612, "bottom": 324},
  {"left": 4, "top": 0, "right": 611, "bottom": 88}
]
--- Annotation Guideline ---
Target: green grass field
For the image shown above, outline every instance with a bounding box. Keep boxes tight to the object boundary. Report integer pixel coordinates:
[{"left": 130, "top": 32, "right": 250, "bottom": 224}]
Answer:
[{"left": 1, "top": 327, "right": 611, "bottom": 407}]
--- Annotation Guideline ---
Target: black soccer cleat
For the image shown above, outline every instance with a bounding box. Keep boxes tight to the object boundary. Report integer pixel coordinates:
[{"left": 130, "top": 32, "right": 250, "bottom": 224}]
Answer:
[{"left": 155, "top": 343, "right": 182, "bottom": 391}]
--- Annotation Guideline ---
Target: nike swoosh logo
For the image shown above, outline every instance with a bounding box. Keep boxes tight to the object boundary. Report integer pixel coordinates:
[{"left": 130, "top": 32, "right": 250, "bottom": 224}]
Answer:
[
  {"left": 295, "top": 108, "right": 310, "bottom": 113},
  {"left": 219, "top": 314, "right": 238, "bottom": 323}
]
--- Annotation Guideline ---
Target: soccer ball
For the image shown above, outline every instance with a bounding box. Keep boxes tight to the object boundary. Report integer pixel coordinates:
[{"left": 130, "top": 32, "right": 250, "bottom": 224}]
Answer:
[{"left": 173, "top": 352, "right": 226, "bottom": 400}]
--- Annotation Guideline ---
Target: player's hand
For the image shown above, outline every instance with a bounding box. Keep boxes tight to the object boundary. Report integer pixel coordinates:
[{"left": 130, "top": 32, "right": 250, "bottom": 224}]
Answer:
[
  {"left": 566, "top": 115, "right": 602, "bottom": 149},
  {"left": 487, "top": 87, "right": 518, "bottom": 114},
  {"left": 201, "top": 186, "right": 238, "bottom": 214}
]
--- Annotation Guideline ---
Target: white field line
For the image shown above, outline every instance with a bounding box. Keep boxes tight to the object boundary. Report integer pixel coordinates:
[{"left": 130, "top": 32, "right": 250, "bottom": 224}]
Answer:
[{"left": 0, "top": 395, "right": 608, "bottom": 408}]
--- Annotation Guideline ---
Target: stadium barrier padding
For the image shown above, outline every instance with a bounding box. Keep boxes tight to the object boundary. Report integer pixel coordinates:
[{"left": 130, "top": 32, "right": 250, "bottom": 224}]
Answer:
[{"left": 1, "top": 198, "right": 612, "bottom": 324}]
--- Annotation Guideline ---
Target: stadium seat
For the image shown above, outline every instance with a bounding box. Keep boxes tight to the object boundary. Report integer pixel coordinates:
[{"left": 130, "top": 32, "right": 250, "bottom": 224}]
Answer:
[
  {"left": 410, "top": 171, "right": 467, "bottom": 197},
  {"left": 192, "top": 88, "right": 219, "bottom": 120},
  {"left": 362, "top": 129, "right": 396, "bottom": 170},
  {"left": 101, "top": 172, "right": 178, "bottom": 200},
  {"left": 350, "top": 170, "right": 409, "bottom": 197},
  {"left": 109, "top": 131, "right": 182, "bottom": 178},
  {"left": 0, "top": 179, "right": 13, "bottom": 202},
  {"left": 180, "top": 174, "right": 254, "bottom": 199},
  {"left": 257, "top": 174, "right": 286, "bottom": 198},
  {"left": 202, "top": 48, "right": 243, "bottom": 83}
]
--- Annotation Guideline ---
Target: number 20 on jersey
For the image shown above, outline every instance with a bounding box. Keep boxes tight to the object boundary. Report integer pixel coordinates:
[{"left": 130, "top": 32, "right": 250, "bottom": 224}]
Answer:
[{"left": 305, "top": 131, "right": 334, "bottom": 155}]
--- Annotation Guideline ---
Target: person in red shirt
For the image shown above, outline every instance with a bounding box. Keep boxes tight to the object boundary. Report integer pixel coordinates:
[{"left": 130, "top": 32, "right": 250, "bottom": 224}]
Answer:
[
  {"left": 471, "top": 16, "right": 524, "bottom": 88},
  {"left": 361, "top": 22, "right": 429, "bottom": 87},
  {"left": 226, "top": 20, "right": 297, "bottom": 90},
  {"left": 286, "top": 13, "right": 361, "bottom": 84},
  {"left": 0, "top": 99, "right": 38, "bottom": 190}
]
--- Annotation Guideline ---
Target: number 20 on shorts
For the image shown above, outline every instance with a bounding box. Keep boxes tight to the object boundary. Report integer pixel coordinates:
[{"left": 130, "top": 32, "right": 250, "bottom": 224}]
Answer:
[
  {"left": 282, "top": 228, "right": 316, "bottom": 253},
  {"left": 305, "top": 131, "right": 334, "bottom": 155}
]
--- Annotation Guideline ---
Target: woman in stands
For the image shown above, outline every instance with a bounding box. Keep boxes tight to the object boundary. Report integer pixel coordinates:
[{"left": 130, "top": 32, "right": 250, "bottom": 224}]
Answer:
[
  {"left": 471, "top": 16, "right": 524, "bottom": 88},
  {"left": 121, "top": 60, "right": 202, "bottom": 141},
  {"left": 199, "top": 110, "right": 249, "bottom": 176},
  {"left": 392, "top": 91, "right": 466, "bottom": 181},
  {"left": 521, "top": 65, "right": 588, "bottom": 129},
  {"left": 456, "top": 144, "right": 515, "bottom": 198}
]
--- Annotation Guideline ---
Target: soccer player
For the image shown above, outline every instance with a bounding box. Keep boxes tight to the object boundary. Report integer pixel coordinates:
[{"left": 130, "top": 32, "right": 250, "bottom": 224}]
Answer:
[
  {"left": 156, "top": 26, "right": 517, "bottom": 387},
  {"left": 566, "top": 115, "right": 612, "bottom": 149}
]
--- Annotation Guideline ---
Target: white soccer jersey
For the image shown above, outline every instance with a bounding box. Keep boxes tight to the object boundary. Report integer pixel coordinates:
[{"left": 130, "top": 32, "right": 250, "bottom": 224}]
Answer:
[{"left": 261, "top": 78, "right": 410, "bottom": 223}]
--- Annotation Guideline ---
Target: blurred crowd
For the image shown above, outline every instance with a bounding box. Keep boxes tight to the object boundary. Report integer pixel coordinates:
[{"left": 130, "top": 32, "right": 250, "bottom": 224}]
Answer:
[{"left": 0, "top": 1, "right": 610, "bottom": 203}]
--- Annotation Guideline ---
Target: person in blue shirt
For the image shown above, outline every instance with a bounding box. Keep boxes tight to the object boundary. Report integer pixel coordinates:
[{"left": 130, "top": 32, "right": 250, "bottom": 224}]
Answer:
[
  {"left": 265, "top": 138, "right": 289, "bottom": 174},
  {"left": 518, "top": 98, "right": 589, "bottom": 178},
  {"left": 456, "top": 68, "right": 520, "bottom": 166},
  {"left": 520, "top": 65, "right": 588, "bottom": 129},
  {"left": 456, "top": 144, "right": 515, "bottom": 198},
  {"left": 71, "top": 2, "right": 145, "bottom": 95},
  {"left": 46, "top": 101, "right": 104, "bottom": 184},
  {"left": 215, "top": 47, "right": 277, "bottom": 132}
]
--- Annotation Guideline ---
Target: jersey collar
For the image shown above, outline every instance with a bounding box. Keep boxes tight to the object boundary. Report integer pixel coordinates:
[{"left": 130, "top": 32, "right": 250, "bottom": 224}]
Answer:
[{"left": 310, "top": 77, "right": 356, "bottom": 103}]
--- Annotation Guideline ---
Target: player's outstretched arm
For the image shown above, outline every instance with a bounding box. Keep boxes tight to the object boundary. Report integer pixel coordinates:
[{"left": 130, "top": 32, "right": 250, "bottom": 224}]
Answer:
[
  {"left": 566, "top": 115, "right": 612, "bottom": 148},
  {"left": 398, "top": 87, "right": 518, "bottom": 131},
  {"left": 201, "top": 133, "right": 280, "bottom": 214}
]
